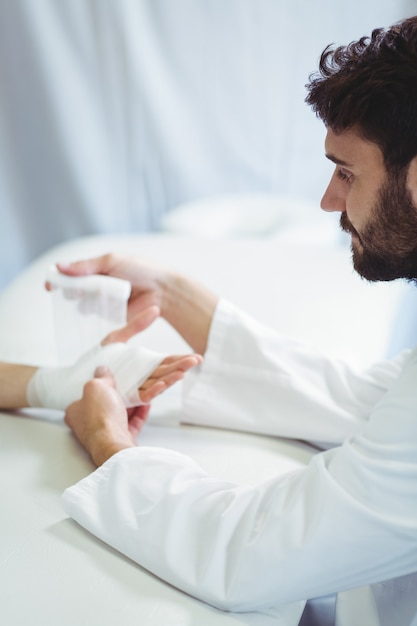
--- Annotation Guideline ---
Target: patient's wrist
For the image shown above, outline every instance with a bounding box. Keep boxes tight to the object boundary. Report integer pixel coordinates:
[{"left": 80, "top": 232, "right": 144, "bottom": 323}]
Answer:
[{"left": 0, "top": 362, "right": 38, "bottom": 409}]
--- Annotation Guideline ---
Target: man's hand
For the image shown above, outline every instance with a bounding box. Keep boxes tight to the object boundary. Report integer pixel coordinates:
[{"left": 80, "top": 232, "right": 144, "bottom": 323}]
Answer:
[
  {"left": 56, "top": 254, "right": 218, "bottom": 355},
  {"left": 65, "top": 368, "right": 143, "bottom": 467},
  {"left": 56, "top": 254, "right": 167, "bottom": 321},
  {"left": 101, "top": 304, "right": 161, "bottom": 344}
]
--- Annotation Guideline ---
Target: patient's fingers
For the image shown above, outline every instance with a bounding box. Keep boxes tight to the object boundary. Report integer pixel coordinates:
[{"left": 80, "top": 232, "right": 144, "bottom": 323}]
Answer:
[
  {"left": 138, "top": 354, "right": 202, "bottom": 403},
  {"left": 138, "top": 356, "right": 202, "bottom": 403},
  {"left": 138, "top": 380, "right": 168, "bottom": 404},
  {"left": 141, "top": 355, "right": 203, "bottom": 386},
  {"left": 101, "top": 306, "right": 160, "bottom": 345},
  {"left": 158, "top": 354, "right": 203, "bottom": 366},
  {"left": 138, "top": 373, "right": 185, "bottom": 404},
  {"left": 159, "top": 354, "right": 203, "bottom": 371}
]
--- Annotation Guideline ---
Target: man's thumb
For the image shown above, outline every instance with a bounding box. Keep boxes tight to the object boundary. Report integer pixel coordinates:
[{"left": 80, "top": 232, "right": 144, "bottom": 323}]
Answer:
[{"left": 94, "top": 366, "right": 115, "bottom": 387}]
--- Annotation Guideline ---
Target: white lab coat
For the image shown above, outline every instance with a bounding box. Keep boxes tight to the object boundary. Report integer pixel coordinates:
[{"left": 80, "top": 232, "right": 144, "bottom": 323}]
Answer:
[{"left": 62, "top": 300, "right": 417, "bottom": 625}]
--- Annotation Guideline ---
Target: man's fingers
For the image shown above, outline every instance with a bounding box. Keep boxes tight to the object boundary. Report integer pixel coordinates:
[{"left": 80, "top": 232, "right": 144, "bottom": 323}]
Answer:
[
  {"left": 64, "top": 401, "right": 78, "bottom": 427},
  {"left": 128, "top": 405, "right": 151, "bottom": 437},
  {"left": 101, "top": 306, "right": 160, "bottom": 345},
  {"left": 56, "top": 254, "right": 115, "bottom": 277},
  {"left": 93, "top": 366, "right": 117, "bottom": 389}
]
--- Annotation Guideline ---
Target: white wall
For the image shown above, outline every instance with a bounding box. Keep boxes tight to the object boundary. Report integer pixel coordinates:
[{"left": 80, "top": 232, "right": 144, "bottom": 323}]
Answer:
[{"left": 0, "top": 0, "right": 414, "bottom": 288}]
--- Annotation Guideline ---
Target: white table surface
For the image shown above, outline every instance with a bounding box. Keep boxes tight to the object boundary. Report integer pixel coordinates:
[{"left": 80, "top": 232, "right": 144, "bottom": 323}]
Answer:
[
  {"left": 0, "top": 234, "right": 407, "bottom": 625},
  {"left": 0, "top": 406, "right": 315, "bottom": 626}
]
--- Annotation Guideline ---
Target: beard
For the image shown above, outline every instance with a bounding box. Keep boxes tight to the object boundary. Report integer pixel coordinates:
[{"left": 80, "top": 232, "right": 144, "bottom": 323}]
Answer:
[{"left": 340, "top": 168, "right": 417, "bottom": 283}]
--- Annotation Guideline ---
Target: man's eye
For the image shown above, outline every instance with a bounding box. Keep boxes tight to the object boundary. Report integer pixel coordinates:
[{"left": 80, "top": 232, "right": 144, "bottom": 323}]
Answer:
[{"left": 336, "top": 169, "right": 353, "bottom": 183}]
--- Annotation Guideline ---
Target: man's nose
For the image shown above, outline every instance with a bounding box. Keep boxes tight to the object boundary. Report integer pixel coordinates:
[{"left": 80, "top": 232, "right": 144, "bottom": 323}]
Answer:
[{"left": 320, "top": 175, "right": 346, "bottom": 213}]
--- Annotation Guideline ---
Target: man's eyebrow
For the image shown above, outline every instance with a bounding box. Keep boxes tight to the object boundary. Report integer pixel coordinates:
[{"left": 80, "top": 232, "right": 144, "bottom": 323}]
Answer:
[{"left": 325, "top": 153, "right": 353, "bottom": 167}]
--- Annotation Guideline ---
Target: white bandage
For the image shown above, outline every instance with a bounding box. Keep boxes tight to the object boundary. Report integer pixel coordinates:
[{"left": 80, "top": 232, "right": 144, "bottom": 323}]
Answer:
[{"left": 27, "top": 340, "right": 166, "bottom": 410}]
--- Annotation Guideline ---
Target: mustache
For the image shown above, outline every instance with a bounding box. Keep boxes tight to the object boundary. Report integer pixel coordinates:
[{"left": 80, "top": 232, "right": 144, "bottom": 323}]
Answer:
[{"left": 340, "top": 213, "right": 361, "bottom": 239}]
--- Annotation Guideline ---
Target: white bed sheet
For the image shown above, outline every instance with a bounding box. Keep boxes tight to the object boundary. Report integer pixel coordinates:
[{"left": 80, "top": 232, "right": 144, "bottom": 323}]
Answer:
[{"left": 0, "top": 233, "right": 407, "bottom": 367}]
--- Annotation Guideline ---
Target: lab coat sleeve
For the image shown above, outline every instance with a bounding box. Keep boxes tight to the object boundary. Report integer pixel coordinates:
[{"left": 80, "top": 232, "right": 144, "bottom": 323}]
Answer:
[
  {"left": 181, "top": 299, "right": 409, "bottom": 444},
  {"left": 62, "top": 352, "right": 417, "bottom": 611}
]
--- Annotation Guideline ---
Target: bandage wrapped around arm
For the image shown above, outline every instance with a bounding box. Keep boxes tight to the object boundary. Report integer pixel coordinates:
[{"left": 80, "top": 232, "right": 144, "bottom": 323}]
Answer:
[{"left": 26, "top": 342, "right": 165, "bottom": 410}]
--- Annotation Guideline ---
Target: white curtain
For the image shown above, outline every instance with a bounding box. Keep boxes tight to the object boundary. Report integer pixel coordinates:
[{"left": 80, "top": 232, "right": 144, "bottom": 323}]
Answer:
[{"left": 0, "top": 0, "right": 412, "bottom": 288}]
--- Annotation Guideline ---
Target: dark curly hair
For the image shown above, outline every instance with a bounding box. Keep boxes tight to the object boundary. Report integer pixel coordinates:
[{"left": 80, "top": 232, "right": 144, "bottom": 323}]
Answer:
[{"left": 306, "top": 17, "right": 417, "bottom": 172}]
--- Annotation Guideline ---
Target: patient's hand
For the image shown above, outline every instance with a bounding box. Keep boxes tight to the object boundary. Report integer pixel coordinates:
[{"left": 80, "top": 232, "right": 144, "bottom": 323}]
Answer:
[
  {"left": 27, "top": 305, "right": 203, "bottom": 410},
  {"left": 65, "top": 311, "right": 203, "bottom": 464},
  {"left": 101, "top": 305, "right": 203, "bottom": 405},
  {"left": 66, "top": 358, "right": 205, "bottom": 466}
]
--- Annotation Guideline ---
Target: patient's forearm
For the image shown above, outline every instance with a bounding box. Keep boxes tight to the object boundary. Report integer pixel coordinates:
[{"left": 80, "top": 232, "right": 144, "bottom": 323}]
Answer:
[
  {"left": 162, "top": 273, "right": 218, "bottom": 355},
  {"left": 0, "top": 362, "right": 37, "bottom": 408}
]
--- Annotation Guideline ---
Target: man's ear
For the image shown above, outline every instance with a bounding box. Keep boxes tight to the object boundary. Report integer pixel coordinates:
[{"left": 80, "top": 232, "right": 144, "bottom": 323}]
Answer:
[{"left": 407, "top": 154, "right": 417, "bottom": 206}]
